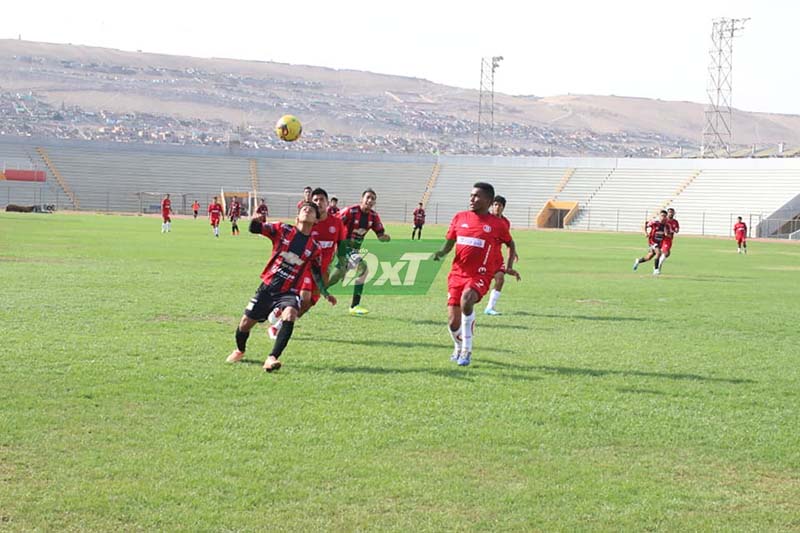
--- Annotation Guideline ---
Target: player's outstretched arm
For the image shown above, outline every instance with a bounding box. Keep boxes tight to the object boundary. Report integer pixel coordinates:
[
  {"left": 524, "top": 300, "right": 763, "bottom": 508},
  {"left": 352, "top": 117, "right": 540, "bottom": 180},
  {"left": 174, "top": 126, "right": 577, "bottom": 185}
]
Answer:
[
  {"left": 433, "top": 239, "right": 456, "bottom": 261},
  {"left": 312, "top": 264, "right": 337, "bottom": 306}
]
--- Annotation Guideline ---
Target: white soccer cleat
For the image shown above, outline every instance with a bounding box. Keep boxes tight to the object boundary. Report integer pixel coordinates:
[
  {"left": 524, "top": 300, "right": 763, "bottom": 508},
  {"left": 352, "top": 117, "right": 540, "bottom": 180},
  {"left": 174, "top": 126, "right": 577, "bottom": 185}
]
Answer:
[
  {"left": 633, "top": 258, "right": 640, "bottom": 271},
  {"left": 652, "top": 269, "right": 660, "bottom": 276}
]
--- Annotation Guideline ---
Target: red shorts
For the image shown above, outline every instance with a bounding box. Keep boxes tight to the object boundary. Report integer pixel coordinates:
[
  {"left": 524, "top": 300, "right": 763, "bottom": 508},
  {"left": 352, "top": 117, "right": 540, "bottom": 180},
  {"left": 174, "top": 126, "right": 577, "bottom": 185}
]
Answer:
[
  {"left": 660, "top": 239, "right": 673, "bottom": 254},
  {"left": 162, "top": 213, "right": 171, "bottom": 223},
  {"left": 736, "top": 235, "right": 746, "bottom": 245},
  {"left": 210, "top": 216, "right": 220, "bottom": 227},
  {"left": 447, "top": 272, "right": 492, "bottom": 306}
]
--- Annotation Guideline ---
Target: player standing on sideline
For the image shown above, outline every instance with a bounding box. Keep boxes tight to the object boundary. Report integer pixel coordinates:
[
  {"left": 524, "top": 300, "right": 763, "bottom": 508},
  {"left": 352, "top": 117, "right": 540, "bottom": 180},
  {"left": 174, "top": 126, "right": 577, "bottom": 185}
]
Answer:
[
  {"left": 228, "top": 197, "right": 242, "bottom": 236},
  {"left": 297, "top": 186, "right": 313, "bottom": 210},
  {"left": 268, "top": 188, "right": 347, "bottom": 338},
  {"left": 328, "top": 196, "right": 340, "bottom": 216},
  {"left": 433, "top": 183, "right": 518, "bottom": 366},
  {"left": 328, "top": 188, "right": 391, "bottom": 316},
  {"left": 256, "top": 198, "right": 269, "bottom": 222},
  {"left": 485, "top": 195, "right": 519, "bottom": 316},
  {"left": 192, "top": 200, "right": 200, "bottom": 220},
  {"left": 633, "top": 210, "right": 671, "bottom": 275},
  {"left": 656, "top": 207, "right": 680, "bottom": 272},
  {"left": 734, "top": 216, "right": 748, "bottom": 254},
  {"left": 226, "top": 203, "right": 336, "bottom": 372},
  {"left": 160, "top": 194, "right": 172, "bottom": 233},
  {"left": 208, "top": 196, "right": 224, "bottom": 238},
  {"left": 412, "top": 202, "right": 426, "bottom": 240}
]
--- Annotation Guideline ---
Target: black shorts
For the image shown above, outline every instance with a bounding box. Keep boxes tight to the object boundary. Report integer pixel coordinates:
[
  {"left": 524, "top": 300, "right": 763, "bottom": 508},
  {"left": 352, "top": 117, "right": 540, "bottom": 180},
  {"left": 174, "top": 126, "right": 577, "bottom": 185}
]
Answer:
[
  {"left": 414, "top": 223, "right": 423, "bottom": 230},
  {"left": 244, "top": 283, "right": 301, "bottom": 322}
]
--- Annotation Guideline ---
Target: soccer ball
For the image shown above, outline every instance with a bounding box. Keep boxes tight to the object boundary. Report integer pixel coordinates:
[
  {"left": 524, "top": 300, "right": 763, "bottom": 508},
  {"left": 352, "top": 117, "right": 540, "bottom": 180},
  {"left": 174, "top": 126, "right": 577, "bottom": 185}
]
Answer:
[{"left": 275, "top": 114, "right": 302, "bottom": 142}]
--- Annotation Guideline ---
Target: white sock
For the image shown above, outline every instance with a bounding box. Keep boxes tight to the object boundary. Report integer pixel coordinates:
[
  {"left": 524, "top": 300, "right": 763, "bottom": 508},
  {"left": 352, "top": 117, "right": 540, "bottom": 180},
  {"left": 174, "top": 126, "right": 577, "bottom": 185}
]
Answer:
[
  {"left": 486, "top": 289, "right": 501, "bottom": 310},
  {"left": 461, "top": 312, "right": 475, "bottom": 353},
  {"left": 214, "top": 227, "right": 219, "bottom": 236},
  {"left": 166, "top": 222, "right": 171, "bottom": 232},
  {"left": 161, "top": 223, "right": 165, "bottom": 232},
  {"left": 449, "top": 327, "right": 462, "bottom": 352},
  {"left": 657, "top": 255, "right": 667, "bottom": 269}
]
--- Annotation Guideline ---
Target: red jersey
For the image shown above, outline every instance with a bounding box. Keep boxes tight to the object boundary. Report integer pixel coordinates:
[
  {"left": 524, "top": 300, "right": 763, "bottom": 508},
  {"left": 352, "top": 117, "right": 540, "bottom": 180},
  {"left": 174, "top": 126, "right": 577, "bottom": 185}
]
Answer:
[
  {"left": 258, "top": 222, "right": 322, "bottom": 295},
  {"left": 488, "top": 215, "right": 512, "bottom": 272},
  {"left": 327, "top": 205, "right": 340, "bottom": 216},
  {"left": 256, "top": 203, "right": 269, "bottom": 217},
  {"left": 228, "top": 201, "right": 241, "bottom": 219},
  {"left": 208, "top": 202, "right": 224, "bottom": 219},
  {"left": 310, "top": 215, "right": 347, "bottom": 272},
  {"left": 161, "top": 198, "right": 171, "bottom": 214},
  {"left": 734, "top": 222, "right": 747, "bottom": 238},
  {"left": 446, "top": 211, "right": 512, "bottom": 278},
  {"left": 339, "top": 204, "right": 385, "bottom": 244},
  {"left": 191, "top": 202, "right": 200, "bottom": 211},
  {"left": 664, "top": 218, "right": 679, "bottom": 241},
  {"left": 413, "top": 208, "right": 426, "bottom": 225},
  {"left": 646, "top": 219, "right": 668, "bottom": 245},
  {"left": 296, "top": 200, "right": 309, "bottom": 211}
]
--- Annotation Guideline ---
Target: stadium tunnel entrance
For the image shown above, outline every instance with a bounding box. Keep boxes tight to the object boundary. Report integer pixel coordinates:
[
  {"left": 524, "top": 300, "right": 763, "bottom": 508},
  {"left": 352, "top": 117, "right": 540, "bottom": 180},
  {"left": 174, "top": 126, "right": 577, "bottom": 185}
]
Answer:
[{"left": 537, "top": 200, "right": 579, "bottom": 229}]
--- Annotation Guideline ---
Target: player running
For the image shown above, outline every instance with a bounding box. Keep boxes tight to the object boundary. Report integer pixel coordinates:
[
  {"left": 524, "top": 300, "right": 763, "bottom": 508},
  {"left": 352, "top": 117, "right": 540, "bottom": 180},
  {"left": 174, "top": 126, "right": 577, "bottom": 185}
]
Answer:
[
  {"left": 226, "top": 202, "right": 336, "bottom": 372},
  {"left": 228, "top": 196, "right": 242, "bottom": 236},
  {"left": 433, "top": 182, "right": 519, "bottom": 366},
  {"left": 633, "top": 210, "right": 671, "bottom": 275},
  {"left": 412, "top": 202, "right": 426, "bottom": 240},
  {"left": 655, "top": 207, "right": 680, "bottom": 272},
  {"left": 256, "top": 199, "right": 269, "bottom": 222},
  {"left": 160, "top": 194, "right": 172, "bottom": 233},
  {"left": 208, "top": 196, "right": 224, "bottom": 238},
  {"left": 484, "top": 195, "right": 519, "bottom": 315},
  {"left": 268, "top": 188, "right": 347, "bottom": 338},
  {"left": 734, "top": 216, "right": 748, "bottom": 254},
  {"left": 192, "top": 200, "right": 200, "bottom": 220},
  {"left": 328, "top": 188, "right": 391, "bottom": 316}
]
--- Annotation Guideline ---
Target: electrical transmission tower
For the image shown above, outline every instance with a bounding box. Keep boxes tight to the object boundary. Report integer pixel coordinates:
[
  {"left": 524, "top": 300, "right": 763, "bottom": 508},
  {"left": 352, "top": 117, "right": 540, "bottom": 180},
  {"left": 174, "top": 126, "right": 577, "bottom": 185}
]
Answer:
[
  {"left": 701, "top": 17, "right": 749, "bottom": 158},
  {"left": 477, "top": 56, "right": 503, "bottom": 151}
]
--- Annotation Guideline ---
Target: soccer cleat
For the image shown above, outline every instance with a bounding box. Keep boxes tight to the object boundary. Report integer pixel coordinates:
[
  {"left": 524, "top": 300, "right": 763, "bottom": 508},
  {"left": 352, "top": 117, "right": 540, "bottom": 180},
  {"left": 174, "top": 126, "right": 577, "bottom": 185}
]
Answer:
[
  {"left": 267, "top": 325, "right": 279, "bottom": 340},
  {"left": 653, "top": 269, "right": 660, "bottom": 276},
  {"left": 484, "top": 308, "right": 501, "bottom": 316},
  {"left": 267, "top": 308, "right": 282, "bottom": 325},
  {"left": 633, "top": 258, "right": 640, "bottom": 271},
  {"left": 457, "top": 351, "right": 472, "bottom": 366},
  {"left": 263, "top": 356, "right": 282, "bottom": 373},
  {"left": 349, "top": 305, "right": 369, "bottom": 316},
  {"left": 450, "top": 350, "right": 461, "bottom": 362},
  {"left": 226, "top": 350, "right": 244, "bottom": 363}
]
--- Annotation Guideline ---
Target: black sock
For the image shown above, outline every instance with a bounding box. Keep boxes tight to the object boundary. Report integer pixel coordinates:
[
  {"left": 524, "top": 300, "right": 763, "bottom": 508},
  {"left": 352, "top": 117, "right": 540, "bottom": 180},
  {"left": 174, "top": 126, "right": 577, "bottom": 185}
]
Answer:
[
  {"left": 351, "top": 284, "right": 364, "bottom": 308},
  {"left": 269, "top": 320, "right": 295, "bottom": 358},
  {"left": 235, "top": 327, "right": 250, "bottom": 353}
]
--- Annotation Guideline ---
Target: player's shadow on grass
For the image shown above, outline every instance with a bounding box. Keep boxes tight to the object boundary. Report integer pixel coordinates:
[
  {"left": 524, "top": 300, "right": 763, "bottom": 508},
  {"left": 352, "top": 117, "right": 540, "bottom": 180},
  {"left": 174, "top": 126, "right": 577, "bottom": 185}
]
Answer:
[
  {"left": 296, "top": 335, "right": 517, "bottom": 353},
  {"left": 301, "top": 364, "right": 542, "bottom": 383},
  {"left": 481, "top": 360, "right": 755, "bottom": 385},
  {"left": 512, "top": 311, "right": 646, "bottom": 322},
  {"left": 410, "top": 319, "right": 528, "bottom": 330}
]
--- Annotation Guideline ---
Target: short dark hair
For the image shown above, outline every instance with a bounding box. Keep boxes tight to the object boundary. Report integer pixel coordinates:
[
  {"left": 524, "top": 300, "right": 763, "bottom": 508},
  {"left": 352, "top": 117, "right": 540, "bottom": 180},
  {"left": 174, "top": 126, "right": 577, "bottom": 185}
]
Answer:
[
  {"left": 493, "top": 195, "right": 507, "bottom": 207},
  {"left": 660, "top": 210, "right": 668, "bottom": 215},
  {"left": 667, "top": 208, "right": 675, "bottom": 213},
  {"left": 418, "top": 202, "right": 423, "bottom": 206},
  {"left": 311, "top": 187, "right": 328, "bottom": 200},
  {"left": 362, "top": 188, "right": 377, "bottom": 198},
  {"left": 330, "top": 196, "right": 338, "bottom": 202},
  {"left": 303, "top": 186, "right": 312, "bottom": 192},
  {"left": 473, "top": 182, "right": 495, "bottom": 200},
  {"left": 298, "top": 201, "right": 320, "bottom": 219},
  {"left": 737, "top": 216, "right": 743, "bottom": 221}
]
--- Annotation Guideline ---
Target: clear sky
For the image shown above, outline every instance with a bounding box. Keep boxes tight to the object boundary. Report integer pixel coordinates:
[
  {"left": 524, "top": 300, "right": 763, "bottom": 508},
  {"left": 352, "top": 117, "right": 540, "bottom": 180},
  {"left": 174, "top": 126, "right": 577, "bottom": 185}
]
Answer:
[{"left": 2, "top": 0, "right": 797, "bottom": 114}]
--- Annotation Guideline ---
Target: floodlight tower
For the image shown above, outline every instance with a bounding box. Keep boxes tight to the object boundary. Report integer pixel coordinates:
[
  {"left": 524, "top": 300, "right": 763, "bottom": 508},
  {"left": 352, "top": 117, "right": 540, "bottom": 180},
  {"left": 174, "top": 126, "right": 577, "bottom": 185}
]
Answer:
[
  {"left": 701, "top": 17, "right": 749, "bottom": 158},
  {"left": 477, "top": 55, "right": 503, "bottom": 151}
]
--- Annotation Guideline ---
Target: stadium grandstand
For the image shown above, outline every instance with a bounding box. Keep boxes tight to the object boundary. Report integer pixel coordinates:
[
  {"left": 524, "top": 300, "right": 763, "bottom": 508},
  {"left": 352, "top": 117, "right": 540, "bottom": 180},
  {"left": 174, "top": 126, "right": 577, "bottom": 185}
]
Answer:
[{"left": 2, "top": 135, "right": 798, "bottom": 239}]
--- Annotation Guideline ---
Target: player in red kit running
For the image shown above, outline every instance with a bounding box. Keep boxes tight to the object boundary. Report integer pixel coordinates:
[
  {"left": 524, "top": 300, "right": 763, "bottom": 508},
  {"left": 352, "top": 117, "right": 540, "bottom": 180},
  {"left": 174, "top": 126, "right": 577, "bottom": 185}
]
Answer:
[
  {"left": 228, "top": 197, "right": 242, "bottom": 236},
  {"left": 484, "top": 195, "right": 519, "bottom": 315},
  {"left": 633, "top": 210, "right": 671, "bottom": 275},
  {"left": 412, "top": 202, "right": 426, "bottom": 240},
  {"left": 656, "top": 207, "right": 680, "bottom": 272},
  {"left": 192, "top": 200, "right": 200, "bottom": 220},
  {"left": 226, "top": 202, "right": 336, "bottom": 372},
  {"left": 255, "top": 199, "right": 269, "bottom": 222},
  {"left": 208, "top": 196, "right": 224, "bottom": 238},
  {"left": 160, "top": 194, "right": 172, "bottom": 233},
  {"left": 433, "top": 182, "right": 518, "bottom": 366},
  {"left": 296, "top": 186, "right": 312, "bottom": 210},
  {"left": 327, "top": 196, "right": 340, "bottom": 216},
  {"left": 328, "top": 188, "right": 391, "bottom": 316},
  {"left": 734, "top": 217, "right": 748, "bottom": 254},
  {"left": 268, "top": 188, "right": 347, "bottom": 338}
]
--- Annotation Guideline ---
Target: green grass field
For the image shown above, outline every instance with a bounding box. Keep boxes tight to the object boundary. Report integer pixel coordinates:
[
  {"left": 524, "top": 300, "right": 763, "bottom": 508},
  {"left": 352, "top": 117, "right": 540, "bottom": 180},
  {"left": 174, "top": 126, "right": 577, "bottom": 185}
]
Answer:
[{"left": 1, "top": 212, "right": 799, "bottom": 532}]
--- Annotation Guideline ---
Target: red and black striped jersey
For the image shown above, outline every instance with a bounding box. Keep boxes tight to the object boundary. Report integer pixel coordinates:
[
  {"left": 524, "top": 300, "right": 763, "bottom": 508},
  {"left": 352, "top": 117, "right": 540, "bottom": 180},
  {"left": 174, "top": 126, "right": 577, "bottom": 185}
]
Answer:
[
  {"left": 327, "top": 205, "right": 340, "bottom": 216},
  {"left": 258, "top": 222, "right": 322, "bottom": 294},
  {"left": 647, "top": 220, "right": 669, "bottom": 244},
  {"left": 413, "top": 208, "right": 426, "bottom": 225},
  {"left": 339, "top": 204, "right": 385, "bottom": 244},
  {"left": 256, "top": 203, "right": 269, "bottom": 217},
  {"left": 228, "top": 201, "right": 241, "bottom": 219}
]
